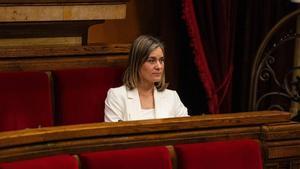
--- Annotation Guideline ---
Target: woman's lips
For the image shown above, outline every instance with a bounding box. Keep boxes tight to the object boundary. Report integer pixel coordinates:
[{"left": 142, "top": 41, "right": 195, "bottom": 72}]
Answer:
[{"left": 152, "top": 73, "right": 161, "bottom": 75}]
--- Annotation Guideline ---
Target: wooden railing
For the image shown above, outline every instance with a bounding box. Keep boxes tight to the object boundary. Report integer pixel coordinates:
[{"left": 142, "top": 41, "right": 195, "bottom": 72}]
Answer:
[{"left": 0, "top": 111, "right": 299, "bottom": 169}]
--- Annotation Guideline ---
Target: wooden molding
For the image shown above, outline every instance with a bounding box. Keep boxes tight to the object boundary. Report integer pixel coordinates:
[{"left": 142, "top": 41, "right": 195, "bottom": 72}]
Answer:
[
  {"left": 0, "top": 110, "right": 299, "bottom": 169},
  {"left": 0, "top": 0, "right": 129, "bottom": 44},
  {"left": 0, "top": 44, "right": 130, "bottom": 71},
  {"left": 0, "top": 111, "right": 291, "bottom": 162},
  {"left": 0, "top": 4, "right": 127, "bottom": 22},
  {"left": 0, "top": 0, "right": 129, "bottom": 5}
]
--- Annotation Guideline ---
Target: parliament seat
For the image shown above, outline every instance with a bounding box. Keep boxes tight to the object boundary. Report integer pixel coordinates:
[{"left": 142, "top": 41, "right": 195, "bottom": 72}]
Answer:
[
  {"left": 79, "top": 146, "right": 172, "bottom": 169},
  {"left": 174, "top": 139, "right": 263, "bottom": 169},
  {"left": 53, "top": 67, "right": 123, "bottom": 125},
  {"left": 0, "top": 155, "right": 79, "bottom": 169},
  {"left": 0, "top": 67, "right": 124, "bottom": 131},
  {"left": 0, "top": 71, "right": 53, "bottom": 131}
]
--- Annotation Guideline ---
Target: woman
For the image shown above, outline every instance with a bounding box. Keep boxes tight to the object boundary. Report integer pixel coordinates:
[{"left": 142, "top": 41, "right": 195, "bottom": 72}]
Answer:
[{"left": 104, "top": 35, "right": 188, "bottom": 122}]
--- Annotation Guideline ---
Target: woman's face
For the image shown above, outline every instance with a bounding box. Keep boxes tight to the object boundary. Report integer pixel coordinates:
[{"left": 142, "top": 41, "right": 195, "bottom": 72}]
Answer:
[{"left": 139, "top": 47, "right": 165, "bottom": 85}]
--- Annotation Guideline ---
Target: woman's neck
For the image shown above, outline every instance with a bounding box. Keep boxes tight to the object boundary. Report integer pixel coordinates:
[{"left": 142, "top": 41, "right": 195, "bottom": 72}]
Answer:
[
  {"left": 137, "top": 82, "right": 154, "bottom": 96},
  {"left": 137, "top": 82, "right": 155, "bottom": 109}
]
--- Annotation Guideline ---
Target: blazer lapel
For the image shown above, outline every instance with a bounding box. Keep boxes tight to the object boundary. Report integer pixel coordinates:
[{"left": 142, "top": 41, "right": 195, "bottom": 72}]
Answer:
[
  {"left": 126, "top": 88, "right": 141, "bottom": 120},
  {"left": 154, "top": 88, "right": 167, "bottom": 118}
]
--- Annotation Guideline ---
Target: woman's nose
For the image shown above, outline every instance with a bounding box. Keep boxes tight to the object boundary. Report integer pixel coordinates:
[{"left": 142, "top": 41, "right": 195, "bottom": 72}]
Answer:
[{"left": 155, "top": 61, "right": 163, "bottom": 69}]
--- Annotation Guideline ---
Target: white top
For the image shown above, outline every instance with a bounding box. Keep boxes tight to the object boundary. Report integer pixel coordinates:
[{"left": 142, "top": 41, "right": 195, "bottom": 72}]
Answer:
[
  {"left": 104, "top": 85, "right": 189, "bottom": 122},
  {"left": 135, "top": 108, "right": 155, "bottom": 120}
]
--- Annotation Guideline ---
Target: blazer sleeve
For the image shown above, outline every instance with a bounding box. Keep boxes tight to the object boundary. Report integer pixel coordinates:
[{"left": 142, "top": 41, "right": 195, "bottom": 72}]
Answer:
[
  {"left": 174, "top": 91, "right": 189, "bottom": 117},
  {"left": 104, "top": 88, "right": 124, "bottom": 122}
]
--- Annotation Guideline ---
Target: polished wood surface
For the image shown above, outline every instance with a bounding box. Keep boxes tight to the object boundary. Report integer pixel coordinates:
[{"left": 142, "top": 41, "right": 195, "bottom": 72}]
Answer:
[
  {"left": 0, "top": 0, "right": 129, "bottom": 5},
  {"left": 0, "top": 44, "right": 130, "bottom": 71},
  {"left": 0, "top": 111, "right": 290, "bottom": 148},
  {"left": 0, "top": 0, "right": 128, "bottom": 45},
  {"left": 0, "top": 44, "right": 130, "bottom": 58},
  {"left": 0, "top": 110, "right": 297, "bottom": 169}
]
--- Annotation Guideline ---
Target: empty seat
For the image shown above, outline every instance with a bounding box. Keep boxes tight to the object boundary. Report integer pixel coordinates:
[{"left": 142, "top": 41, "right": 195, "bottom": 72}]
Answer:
[
  {"left": 0, "top": 71, "right": 53, "bottom": 131},
  {"left": 53, "top": 67, "right": 123, "bottom": 125},
  {"left": 79, "top": 146, "right": 172, "bottom": 169},
  {"left": 0, "top": 154, "right": 79, "bottom": 169},
  {"left": 174, "top": 139, "right": 263, "bottom": 169}
]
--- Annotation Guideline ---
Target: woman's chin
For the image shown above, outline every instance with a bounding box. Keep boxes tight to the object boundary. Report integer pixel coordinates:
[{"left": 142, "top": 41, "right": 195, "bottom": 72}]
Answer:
[{"left": 153, "top": 79, "right": 161, "bottom": 83}]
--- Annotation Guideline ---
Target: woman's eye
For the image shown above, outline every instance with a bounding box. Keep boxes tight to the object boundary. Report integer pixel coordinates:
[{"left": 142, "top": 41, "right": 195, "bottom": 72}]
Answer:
[
  {"left": 146, "top": 57, "right": 164, "bottom": 64},
  {"left": 147, "top": 59, "right": 156, "bottom": 63}
]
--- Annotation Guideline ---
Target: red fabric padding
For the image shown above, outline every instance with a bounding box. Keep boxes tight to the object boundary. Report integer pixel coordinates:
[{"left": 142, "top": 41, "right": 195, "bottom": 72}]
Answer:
[
  {"left": 79, "top": 146, "right": 172, "bottom": 169},
  {"left": 0, "top": 155, "right": 79, "bottom": 169},
  {"left": 174, "top": 139, "right": 263, "bottom": 169},
  {"left": 0, "top": 71, "right": 53, "bottom": 131},
  {"left": 53, "top": 67, "right": 123, "bottom": 125}
]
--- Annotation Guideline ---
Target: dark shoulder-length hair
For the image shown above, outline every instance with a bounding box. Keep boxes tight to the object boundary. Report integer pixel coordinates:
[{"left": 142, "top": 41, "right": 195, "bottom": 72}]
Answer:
[{"left": 123, "top": 35, "right": 168, "bottom": 91}]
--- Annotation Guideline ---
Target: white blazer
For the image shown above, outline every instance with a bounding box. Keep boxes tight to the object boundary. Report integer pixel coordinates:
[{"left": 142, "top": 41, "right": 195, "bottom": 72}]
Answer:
[{"left": 104, "top": 85, "right": 188, "bottom": 122}]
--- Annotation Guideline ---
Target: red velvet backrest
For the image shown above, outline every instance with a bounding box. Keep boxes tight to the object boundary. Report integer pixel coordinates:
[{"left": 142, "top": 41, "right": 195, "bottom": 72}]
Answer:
[
  {"left": 0, "top": 71, "right": 53, "bottom": 131},
  {"left": 0, "top": 155, "right": 79, "bottom": 169},
  {"left": 53, "top": 67, "right": 123, "bottom": 125},
  {"left": 174, "top": 139, "right": 263, "bottom": 169},
  {"left": 79, "top": 146, "right": 172, "bottom": 169}
]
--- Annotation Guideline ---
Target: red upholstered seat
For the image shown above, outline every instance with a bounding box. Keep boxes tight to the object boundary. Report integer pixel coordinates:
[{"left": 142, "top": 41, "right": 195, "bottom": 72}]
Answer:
[
  {"left": 53, "top": 67, "right": 123, "bottom": 125},
  {"left": 174, "top": 139, "right": 263, "bottom": 169},
  {"left": 0, "top": 155, "right": 78, "bottom": 169},
  {"left": 0, "top": 155, "right": 79, "bottom": 169},
  {"left": 0, "top": 71, "right": 53, "bottom": 131},
  {"left": 79, "top": 146, "right": 172, "bottom": 169}
]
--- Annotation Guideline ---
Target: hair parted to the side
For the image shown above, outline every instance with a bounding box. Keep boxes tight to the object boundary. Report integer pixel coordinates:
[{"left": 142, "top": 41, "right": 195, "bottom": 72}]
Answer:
[{"left": 123, "top": 35, "right": 168, "bottom": 91}]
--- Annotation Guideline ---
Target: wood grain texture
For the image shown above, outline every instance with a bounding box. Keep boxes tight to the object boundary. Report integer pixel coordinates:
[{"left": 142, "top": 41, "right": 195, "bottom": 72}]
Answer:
[
  {"left": 262, "top": 121, "right": 300, "bottom": 161},
  {"left": 0, "top": 0, "right": 129, "bottom": 5},
  {"left": 0, "top": 111, "right": 291, "bottom": 162},
  {"left": 0, "top": 44, "right": 130, "bottom": 58},
  {"left": 0, "top": 110, "right": 298, "bottom": 169},
  {"left": 0, "top": 4, "right": 127, "bottom": 22},
  {"left": 263, "top": 122, "right": 300, "bottom": 140},
  {"left": 0, "top": 44, "right": 130, "bottom": 71},
  {"left": 0, "top": 21, "right": 103, "bottom": 40}
]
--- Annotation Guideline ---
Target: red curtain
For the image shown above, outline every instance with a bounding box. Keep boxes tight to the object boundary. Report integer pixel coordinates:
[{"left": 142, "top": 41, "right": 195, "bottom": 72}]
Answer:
[
  {"left": 182, "top": 0, "right": 218, "bottom": 113},
  {"left": 182, "top": 0, "right": 236, "bottom": 113}
]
